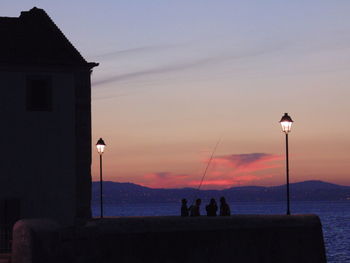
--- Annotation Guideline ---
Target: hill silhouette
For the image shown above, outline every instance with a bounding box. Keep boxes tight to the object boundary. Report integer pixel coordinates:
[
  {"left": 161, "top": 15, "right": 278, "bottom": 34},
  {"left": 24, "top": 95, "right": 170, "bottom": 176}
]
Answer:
[{"left": 92, "top": 180, "right": 350, "bottom": 204}]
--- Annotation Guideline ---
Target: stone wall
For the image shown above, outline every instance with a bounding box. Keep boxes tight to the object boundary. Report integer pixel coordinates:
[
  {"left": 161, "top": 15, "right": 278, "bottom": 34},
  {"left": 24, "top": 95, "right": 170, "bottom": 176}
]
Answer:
[{"left": 12, "top": 215, "right": 327, "bottom": 263}]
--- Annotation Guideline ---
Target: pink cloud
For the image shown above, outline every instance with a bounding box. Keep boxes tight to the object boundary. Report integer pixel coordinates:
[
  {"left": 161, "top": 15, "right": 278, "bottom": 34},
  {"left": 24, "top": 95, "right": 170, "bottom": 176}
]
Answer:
[
  {"left": 211, "top": 153, "right": 282, "bottom": 173},
  {"left": 140, "top": 153, "right": 282, "bottom": 189},
  {"left": 142, "top": 172, "right": 190, "bottom": 188}
]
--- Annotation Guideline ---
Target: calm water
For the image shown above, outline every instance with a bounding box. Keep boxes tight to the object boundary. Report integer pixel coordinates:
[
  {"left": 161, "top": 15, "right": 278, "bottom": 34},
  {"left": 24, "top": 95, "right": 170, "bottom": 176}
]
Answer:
[{"left": 92, "top": 201, "right": 350, "bottom": 263}]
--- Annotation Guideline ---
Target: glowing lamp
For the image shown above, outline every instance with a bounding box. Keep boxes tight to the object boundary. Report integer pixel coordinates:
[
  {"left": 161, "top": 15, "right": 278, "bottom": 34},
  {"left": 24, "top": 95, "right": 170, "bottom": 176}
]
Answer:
[
  {"left": 279, "top": 113, "right": 293, "bottom": 134},
  {"left": 279, "top": 113, "right": 294, "bottom": 215},
  {"left": 96, "top": 137, "right": 106, "bottom": 218},
  {"left": 96, "top": 138, "right": 106, "bottom": 155}
]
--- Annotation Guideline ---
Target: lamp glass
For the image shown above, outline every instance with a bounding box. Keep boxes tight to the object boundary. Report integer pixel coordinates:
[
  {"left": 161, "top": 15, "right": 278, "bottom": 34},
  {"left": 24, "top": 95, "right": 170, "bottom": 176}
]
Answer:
[
  {"left": 280, "top": 121, "right": 292, "bottom": 133},
  {"left": 279, "top": 113, "right": 293, "bottom": 134},
  {"left": 96, "top": 144, "right": 105, "bottom": 154}
]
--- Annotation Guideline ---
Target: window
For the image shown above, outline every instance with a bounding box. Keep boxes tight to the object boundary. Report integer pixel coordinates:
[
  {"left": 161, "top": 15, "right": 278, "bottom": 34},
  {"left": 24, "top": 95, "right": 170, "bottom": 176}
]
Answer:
[{"left": 26, "top": 77, "right": 52, "bottom": 111}]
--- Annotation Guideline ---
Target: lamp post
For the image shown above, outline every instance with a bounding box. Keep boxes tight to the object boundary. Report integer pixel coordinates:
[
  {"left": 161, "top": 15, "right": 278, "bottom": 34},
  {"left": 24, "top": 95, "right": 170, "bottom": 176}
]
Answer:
[
  {"left": 96, "top": 138, "right": 106, "bottom": 218},
  {"left": 279, "top": 113, "right": 293, "bottom": 215}
]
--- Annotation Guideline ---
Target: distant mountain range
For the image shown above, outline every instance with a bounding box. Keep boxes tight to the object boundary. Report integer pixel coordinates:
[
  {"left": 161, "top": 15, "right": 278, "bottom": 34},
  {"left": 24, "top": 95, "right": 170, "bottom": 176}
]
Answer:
[{"left": 92, "top": 180, "right": 350, "bottom": 204}]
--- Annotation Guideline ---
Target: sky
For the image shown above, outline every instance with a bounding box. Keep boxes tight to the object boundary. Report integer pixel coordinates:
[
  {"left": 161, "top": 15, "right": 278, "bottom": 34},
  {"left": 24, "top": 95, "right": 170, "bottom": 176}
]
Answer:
[{"left": 2, "top": 1, "right": 350, "bottom": 189}]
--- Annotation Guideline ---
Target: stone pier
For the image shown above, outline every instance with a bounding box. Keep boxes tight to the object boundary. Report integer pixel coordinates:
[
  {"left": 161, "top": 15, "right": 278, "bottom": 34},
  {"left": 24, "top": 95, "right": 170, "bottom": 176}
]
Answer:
[{"left": 11, "top": 215, "right": 326, "bottom": 263}]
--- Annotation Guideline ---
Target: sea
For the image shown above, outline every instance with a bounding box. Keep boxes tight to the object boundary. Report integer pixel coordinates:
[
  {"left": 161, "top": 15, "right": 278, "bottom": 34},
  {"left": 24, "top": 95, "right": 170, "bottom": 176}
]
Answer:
[{"left": 92, "top": 201, "right": 350, "bottom": 263}]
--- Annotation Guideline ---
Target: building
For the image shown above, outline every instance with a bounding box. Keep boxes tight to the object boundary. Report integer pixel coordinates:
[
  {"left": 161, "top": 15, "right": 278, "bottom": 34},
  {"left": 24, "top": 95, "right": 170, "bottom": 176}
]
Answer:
[{"left": 0, "top": 7, "right": 97, "bottom": 227}]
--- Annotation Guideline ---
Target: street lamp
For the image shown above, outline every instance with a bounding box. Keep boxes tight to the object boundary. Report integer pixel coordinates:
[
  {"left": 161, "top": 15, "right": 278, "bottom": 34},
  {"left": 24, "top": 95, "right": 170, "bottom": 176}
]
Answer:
[
  {"left": 96, "top": 138, "right": 106, "bottom": 218},
  {"left": 279, "top": 113, "right": 293, "bottom": 215}
]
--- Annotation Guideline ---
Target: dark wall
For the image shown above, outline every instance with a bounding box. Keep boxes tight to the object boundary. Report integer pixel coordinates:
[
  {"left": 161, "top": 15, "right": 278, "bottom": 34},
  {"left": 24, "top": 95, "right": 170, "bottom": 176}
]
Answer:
[
  {"left": 74, "top": 70, "right": 92, "bottom": 221},
  {"left": 0, "top": 199, "right": 20, "bottom": 252},
  {"left": 12, "top": 215, "right": 327, "bottom": 263},
  {"left": 0, "top": 66, "right": 94, "bottom": 226},
  {"left": 0, "top": 69, "right": 77, "bottom": 225}
]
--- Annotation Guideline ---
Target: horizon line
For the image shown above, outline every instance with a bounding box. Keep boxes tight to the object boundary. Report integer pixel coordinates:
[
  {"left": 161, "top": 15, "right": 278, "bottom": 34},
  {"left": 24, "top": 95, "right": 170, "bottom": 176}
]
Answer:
[{"left": 91, "top": 179, "right": 350, "bottom": 190}]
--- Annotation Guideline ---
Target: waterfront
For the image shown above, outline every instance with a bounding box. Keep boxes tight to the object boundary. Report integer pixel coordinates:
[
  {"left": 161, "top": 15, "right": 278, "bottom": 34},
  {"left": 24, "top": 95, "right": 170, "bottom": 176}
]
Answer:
[{"left": 92, "top": 201, "right": 350, "bottom": 262}]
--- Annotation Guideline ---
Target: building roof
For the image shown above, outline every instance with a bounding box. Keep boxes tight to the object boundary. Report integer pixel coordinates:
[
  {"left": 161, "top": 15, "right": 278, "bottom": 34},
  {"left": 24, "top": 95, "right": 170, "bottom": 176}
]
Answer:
[{"left": 0, "top": 7, "right": 98, "bottom": 69}]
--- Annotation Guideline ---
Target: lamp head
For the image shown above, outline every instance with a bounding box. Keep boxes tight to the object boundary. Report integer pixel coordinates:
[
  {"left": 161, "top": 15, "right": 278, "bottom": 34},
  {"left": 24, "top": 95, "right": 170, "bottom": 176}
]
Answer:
[
  {"left": 96, "top": 138, "right": 106, "bottom": 154},
  {"left": 279, "top": 113, "right": 293, "bottom": 134}
]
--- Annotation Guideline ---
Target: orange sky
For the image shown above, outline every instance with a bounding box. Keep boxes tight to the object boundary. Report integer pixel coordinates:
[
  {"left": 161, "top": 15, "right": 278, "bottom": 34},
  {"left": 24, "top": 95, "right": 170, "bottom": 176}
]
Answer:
[
  {"left": 3, "top": 2, "right": 349, "bottom": 189},
  {"left": 86, "top": 1, "right": 350, "bottom": 189},
  {"left": 3, "top": 1, "right": 347, "bottom": 189}
]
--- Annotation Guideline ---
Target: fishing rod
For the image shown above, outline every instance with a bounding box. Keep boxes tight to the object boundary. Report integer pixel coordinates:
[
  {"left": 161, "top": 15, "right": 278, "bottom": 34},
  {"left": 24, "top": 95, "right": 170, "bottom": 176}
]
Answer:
[
  {"left": 189, "top": 138, "right": 222, "bottom": 209},
  {"left": 197, "top": 137, "right": 222, "bottom": 191}
]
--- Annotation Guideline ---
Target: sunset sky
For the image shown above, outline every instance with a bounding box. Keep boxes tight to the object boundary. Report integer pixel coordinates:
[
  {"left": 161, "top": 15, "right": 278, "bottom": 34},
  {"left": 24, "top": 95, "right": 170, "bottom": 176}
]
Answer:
[{"left": 3, "top": 1, "right": 350, "bottom": 189}]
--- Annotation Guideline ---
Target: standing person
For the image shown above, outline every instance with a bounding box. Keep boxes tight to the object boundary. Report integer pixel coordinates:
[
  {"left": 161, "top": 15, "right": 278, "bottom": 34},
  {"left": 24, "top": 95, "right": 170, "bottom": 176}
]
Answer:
[
  {"left": 190, "top": 198, "right": 201, "bottom": 216},
  {"left": 181, "top": 198, "right": 189, "bottom": 217},
  {"left": 206, "top": 198, "right": 218, "bottom": 216},
  {"left": 219, "top": 197, "right": 231, "bottom": 216}
]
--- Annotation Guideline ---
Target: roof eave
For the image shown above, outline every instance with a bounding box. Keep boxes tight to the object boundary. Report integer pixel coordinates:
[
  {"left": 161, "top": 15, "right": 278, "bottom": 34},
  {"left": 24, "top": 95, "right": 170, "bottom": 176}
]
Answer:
[{"left": 0, "top": 62, "right": 99, "bottom": 72}]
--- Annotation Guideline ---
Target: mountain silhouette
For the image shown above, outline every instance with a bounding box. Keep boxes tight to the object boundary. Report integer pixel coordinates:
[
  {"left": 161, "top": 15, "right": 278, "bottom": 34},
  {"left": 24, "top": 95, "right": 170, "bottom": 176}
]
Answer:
[{"left": 92, "top": 180, "right": 350, "bottom": 204}]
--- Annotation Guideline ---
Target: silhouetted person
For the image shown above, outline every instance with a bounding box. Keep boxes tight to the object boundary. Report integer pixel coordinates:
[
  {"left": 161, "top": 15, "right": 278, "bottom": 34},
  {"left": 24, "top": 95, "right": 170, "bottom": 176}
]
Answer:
[
  {"left": 206, "top": 198, "right": 218, "bottom": 216},
  {"left": 181, "top": 198, "right": 189, "bottom": 217},
  {"left": 219, "top": 197, "right": 231, "bottom": 216},
  {"left": 190, "top": 198, "right": 201, "bottom": 216}
]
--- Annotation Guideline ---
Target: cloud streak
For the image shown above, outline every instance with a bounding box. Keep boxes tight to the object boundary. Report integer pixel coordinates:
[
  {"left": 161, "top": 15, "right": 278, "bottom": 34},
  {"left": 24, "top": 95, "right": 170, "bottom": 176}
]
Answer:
[
  {"left": 91, "top": 44, "right": 183, "bottom": 60},
  {"left": 92, "top": 42, "right": 287, "bottom": 87},
  {"left": 93, "top": 56, "right": 223, "bottom": 86}
]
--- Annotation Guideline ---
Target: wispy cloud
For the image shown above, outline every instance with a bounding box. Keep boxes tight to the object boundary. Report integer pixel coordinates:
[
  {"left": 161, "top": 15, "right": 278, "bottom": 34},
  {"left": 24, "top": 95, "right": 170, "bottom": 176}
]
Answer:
[
  {"left": 93, "top": 56, "right": 223, "bottom": 86},
  {"left": 91, "top": 44, "right": 183, "bottom": 60},
  {"left": 92, "top": 42, "right": 287, "bottom": 87}
]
